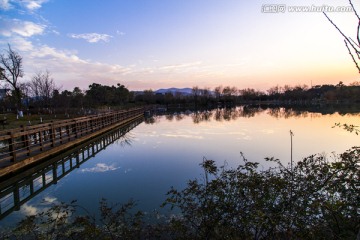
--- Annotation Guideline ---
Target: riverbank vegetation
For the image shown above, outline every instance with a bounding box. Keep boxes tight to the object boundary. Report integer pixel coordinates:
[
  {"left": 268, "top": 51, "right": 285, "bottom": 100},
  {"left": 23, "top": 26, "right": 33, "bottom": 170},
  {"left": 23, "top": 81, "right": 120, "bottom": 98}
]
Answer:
[
  {"left": 1, "top": 146, "right": 359, "bottom": 239},
  {"left": 3, "top": 79, "right": 360, "bottom": 112}
]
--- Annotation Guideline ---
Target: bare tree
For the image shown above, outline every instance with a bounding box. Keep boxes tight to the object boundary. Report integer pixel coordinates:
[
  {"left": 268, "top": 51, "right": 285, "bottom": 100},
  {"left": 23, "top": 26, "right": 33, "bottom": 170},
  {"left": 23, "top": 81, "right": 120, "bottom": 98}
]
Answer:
[
  {"left": 214, "top": 86, "right": 223, "bottom": 102},
  {"left": 192, "top": 86, "right": 200, "bottom": 107},
  {"left": 20, "top": 82, "right": 31, "bottom": 109},
  {"left": 0, "top": 44, "right": 24, "bottom": 109},
  {"left": 29, "top": 70, "right": 58, "bottom": 108},
  {"left": 324, "top": 0, "right": 360, "bottom": 73}
]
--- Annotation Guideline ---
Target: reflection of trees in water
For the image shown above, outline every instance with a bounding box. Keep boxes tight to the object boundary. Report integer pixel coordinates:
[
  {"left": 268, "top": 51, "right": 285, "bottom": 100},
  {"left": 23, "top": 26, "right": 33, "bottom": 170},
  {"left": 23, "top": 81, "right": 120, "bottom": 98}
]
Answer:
[
  {"left": 213, "top": 107, "right": 263, "bottom": 122},
  {"left": 165, "top": 114, "right": 174, "bottom": 121},
  {"left": 267, "top": 108, "right": 324, "bottom": 119},
  {"left": 144, "top": 115, "right": 161, "bottom": 124},
  {"left": 238, "top": 106, "right": 263, "bottom": 118},
  {"left": 192, "top": 111, "right": 213, "bottom": 124},
  {"left": 148, "top": 106, "right": 360, "bottom": 124},
  {"left": 192, "top": 107, "right": 263, "bottom": 123},
  {"left": 175, "top": 113, "right": 185, "bottom": 121},
  {"left": 214, "top": 109, "right": 222, "bottom": 121},
  {"left": 115, "top": 133, "right": 134, "bottom": 147}
]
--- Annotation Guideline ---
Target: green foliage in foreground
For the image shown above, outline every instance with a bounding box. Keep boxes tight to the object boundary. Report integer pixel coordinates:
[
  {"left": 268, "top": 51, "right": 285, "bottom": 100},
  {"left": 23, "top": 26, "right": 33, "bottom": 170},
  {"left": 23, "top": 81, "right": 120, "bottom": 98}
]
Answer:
[{"left": 2, "top": 148, "right": 359, "bottom": 240}]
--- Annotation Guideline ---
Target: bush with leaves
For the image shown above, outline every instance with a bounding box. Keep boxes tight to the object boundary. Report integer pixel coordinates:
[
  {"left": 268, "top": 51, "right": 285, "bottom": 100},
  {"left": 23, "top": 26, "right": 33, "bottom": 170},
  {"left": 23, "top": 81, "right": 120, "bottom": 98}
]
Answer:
[
  {"left": 4, "top": 199, "right": 151, "bottom": 240},
  {"left": 2, "top": 148, "right": 359, "bottom": 239},
  {"left": 163, "top": 150, "right": 359, "bottom": 239}
]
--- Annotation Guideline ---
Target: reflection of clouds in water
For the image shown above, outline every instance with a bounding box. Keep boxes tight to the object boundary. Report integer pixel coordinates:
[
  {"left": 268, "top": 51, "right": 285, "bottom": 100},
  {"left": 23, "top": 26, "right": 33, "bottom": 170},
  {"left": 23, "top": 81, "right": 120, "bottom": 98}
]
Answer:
[
  {"left": 81, "top": 163, "right": 119, "bottom": 173},
  {"left": 149, "top": 141, "right": 162, "bottom": 149},
  {"left": 124, "top": 168, "right": 132, "bottom": 174},
  {"left": 260, "top": 129, "right": 275, "bottom": 134},
  {"left": 19, "top": 196, "right": 59, "bottom": 218},
  {"left": 21, "top": 203, "right": 39, "bottom": 215},
  {"left": 21, "top": 204, "right": 69, "bottom": 223},
  {"left": 141, "top": 131, "right": 158, "bottom": 137},
  {"left": 205, "top": 131, "right": 249, "bottom": 135},
  {"left": 43, "top": 196, "right": 57, "bottom": 203},
  {"left": 161, "top": 134, "right": 203, "bottom": 140},
  {"left": 237, "top": 136, "right": 252, "bottom": 141}
]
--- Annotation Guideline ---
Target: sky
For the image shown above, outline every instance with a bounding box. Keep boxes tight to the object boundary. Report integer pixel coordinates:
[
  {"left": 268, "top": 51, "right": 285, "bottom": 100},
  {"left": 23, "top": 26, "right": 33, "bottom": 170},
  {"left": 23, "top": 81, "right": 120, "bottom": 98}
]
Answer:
[{"left": 0, "top": 0, "right": 359, "bottom": 91}]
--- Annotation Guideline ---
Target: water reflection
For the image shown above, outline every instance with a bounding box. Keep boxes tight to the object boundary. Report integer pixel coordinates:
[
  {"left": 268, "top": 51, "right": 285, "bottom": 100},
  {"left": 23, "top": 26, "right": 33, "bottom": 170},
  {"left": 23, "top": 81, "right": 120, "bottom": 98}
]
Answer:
[
  {"left": 1, "top": 105, "right": 359, "bottom": 227},
  {"left": 145, "top": 106, "right": 360, "bottom": 124},
  {"left": 0, "top": 119, "right": 142, "bottom": 220}
]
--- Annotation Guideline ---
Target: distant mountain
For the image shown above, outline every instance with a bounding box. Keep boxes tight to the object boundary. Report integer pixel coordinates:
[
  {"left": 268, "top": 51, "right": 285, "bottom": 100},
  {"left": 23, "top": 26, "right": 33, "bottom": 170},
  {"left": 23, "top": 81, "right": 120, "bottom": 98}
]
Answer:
[
  {"left": 132, "top": 88, "right": 214, "bottom": 96},
  {"left": 155, "top": 88, "right": 193, "bottom": 95}
]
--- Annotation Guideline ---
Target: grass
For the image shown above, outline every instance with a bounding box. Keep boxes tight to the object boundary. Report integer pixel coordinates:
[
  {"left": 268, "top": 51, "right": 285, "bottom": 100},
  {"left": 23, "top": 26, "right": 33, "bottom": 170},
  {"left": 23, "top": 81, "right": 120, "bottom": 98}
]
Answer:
[{"left": 0, "top": 113, "right": 83, "bottom": 131}]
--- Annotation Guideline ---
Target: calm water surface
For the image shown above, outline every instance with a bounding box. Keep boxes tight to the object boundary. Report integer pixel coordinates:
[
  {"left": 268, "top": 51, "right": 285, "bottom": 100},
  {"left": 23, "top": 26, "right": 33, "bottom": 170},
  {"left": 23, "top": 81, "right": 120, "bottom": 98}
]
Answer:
[{"left": 1, "top": 107, "right": 359, "bottom": 227}]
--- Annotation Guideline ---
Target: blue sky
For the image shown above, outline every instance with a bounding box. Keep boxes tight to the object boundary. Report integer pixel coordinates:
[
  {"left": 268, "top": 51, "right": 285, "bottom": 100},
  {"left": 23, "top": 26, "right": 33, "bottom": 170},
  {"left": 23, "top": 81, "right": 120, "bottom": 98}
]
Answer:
[{"left": 0, "top": 0, "right": 358, "bottom": 91}]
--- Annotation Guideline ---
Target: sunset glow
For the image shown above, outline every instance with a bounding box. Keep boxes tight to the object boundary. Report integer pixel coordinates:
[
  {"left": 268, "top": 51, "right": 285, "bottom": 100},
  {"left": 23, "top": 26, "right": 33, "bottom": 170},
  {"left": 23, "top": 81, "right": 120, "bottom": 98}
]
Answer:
[{"left": 0, "top": 0, "right": 359, "bottom": 91}]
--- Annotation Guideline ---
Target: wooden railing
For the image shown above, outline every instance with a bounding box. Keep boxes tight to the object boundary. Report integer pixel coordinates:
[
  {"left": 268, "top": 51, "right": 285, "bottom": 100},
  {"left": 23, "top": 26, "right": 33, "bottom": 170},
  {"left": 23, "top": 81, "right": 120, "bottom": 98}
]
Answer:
[{"left": 0, "top": 108, "right": 144, "bottom": 165}]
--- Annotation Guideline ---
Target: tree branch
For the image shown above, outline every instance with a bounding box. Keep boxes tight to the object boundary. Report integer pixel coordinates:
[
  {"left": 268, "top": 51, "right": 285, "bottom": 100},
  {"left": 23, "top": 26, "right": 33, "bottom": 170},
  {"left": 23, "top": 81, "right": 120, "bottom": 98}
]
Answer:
[
  {"left": 323, "top": 12, "right": 358, "bottom": 51},
  {"left": 324, "top": 10, "right": 360, "bottom": 72},
  {"left": 348, "top": 0, "right": 360, "bottom": 21},
  {"left": 357, "top": 20, "right": 360, "bottom": 48},
  {"left": 345, "top": 40, "right": 360, "bottom": 73}
]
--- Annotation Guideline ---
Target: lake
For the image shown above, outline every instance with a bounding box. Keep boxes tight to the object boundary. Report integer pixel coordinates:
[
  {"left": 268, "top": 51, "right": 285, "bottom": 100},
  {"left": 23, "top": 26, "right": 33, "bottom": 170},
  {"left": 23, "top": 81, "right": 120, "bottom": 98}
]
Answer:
[{"left": 0, "top": 106, "right": 359, "bottom": 227}]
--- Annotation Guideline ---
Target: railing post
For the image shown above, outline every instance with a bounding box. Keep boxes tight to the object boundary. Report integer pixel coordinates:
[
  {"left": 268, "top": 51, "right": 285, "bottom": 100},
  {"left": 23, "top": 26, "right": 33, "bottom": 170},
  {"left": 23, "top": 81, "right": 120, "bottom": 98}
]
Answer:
[
  {"left": 53, "top": 163, "right": 58, "bottom": 184},
  {"left": 42, "top": 172, "right": 46, "bottom": 186},
  {"left": 30, "top": 180, "right": 34, "bottom": 195},
  {"left": 59, "top": 126, "right": 63, "bottom": 144},
  {"left": 8, "top": 131, "right": 16, "bottom": 162},
  {"left": 13, "top": 183, "right": 20, "bottom": 211},
  {"left": 66, "top": 124, "right": 70, "bottom": 141},
  {"left": 91, "top": 119, "right": 95, "bottom": 132},
  {"left": 39, "top": 130, "right": 44, "bottom": 151},
  {"left": 50, "top": 123, "right": 55, "bottom": 147},
  {"left": 76, "top": 153, "right": 80, "bottom": 166},
  {"left": 24, "top": 133, "right": 30, "bottom": 156},
  {"left": 74, "top": 120, "right": 78, "bottom": 138},
  {"left": 20, "top": 125, "right": 30, "bottom": 156}
]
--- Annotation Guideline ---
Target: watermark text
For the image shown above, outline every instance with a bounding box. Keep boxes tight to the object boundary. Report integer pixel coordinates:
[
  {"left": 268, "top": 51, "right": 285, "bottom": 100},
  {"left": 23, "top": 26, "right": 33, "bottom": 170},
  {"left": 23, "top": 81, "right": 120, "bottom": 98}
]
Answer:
[{"left": 261, "top": 4, "right": 353, "bottom": 13}]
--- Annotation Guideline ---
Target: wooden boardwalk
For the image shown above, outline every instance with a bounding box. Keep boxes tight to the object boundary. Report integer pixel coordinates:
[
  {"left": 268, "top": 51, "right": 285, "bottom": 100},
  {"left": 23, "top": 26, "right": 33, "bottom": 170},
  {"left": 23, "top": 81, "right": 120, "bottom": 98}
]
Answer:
[
  {"left": 0, "top": 119, "right": 143, "bottom": 219},
  {"left": 0, "top": 108, "right": 145, "bottom": 178}
]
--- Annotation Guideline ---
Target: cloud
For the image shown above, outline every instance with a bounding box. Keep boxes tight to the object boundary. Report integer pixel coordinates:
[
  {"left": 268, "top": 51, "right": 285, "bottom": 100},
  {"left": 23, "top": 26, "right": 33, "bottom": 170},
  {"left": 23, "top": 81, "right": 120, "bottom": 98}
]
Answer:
[
  {"left": 0, "top": 0, "right": 48, "bottom": 11},
  {"left": 159, "top": 61, "right": 203, "bottom": 72},
  {"left": 22, "top": 0, "right": 48, "bottom": 10},
  {"left": 81, "top": 163, "right": 119, "bottom": 173},
  {"left": 0, "top": 0, "right": 12, "bottom": 10},
  {"left": 1, "top": 38, "right": 133, "bottom": 89},
  {"left": 0, "top": 18, "right": 45, "bottom": 37},
  {"left": 3, "top": 36, "right": 33, "bottom": 51},
  {"left": 116, "top": 30, "right": 125, "bottom": 36},
  {"left": 69, "top": 33, "right": 113, "bottom": 43}
]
